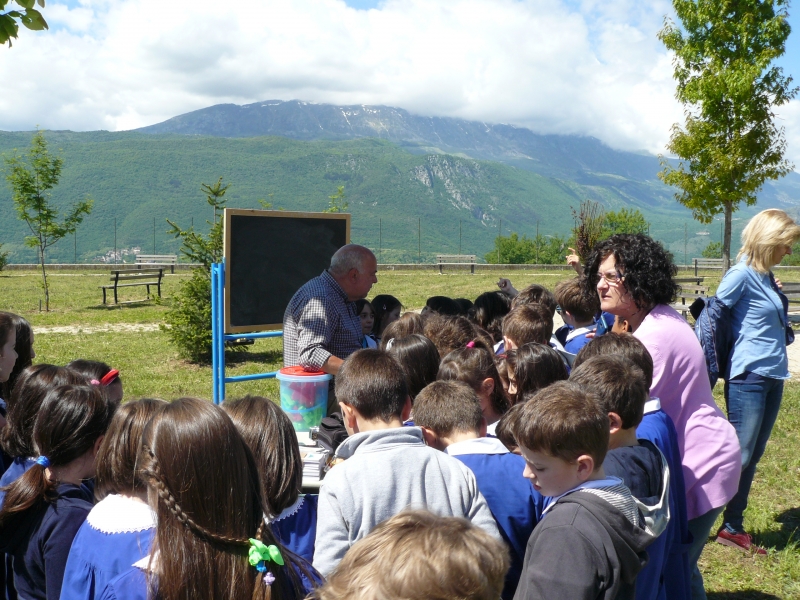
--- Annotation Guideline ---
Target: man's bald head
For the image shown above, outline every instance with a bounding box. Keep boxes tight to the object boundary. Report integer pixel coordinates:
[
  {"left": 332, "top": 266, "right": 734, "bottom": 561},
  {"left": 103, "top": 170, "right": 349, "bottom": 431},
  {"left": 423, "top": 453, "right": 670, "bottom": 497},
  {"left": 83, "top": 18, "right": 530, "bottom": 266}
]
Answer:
[{"left": 330, "top": 244, "right": 378, "bottom": 301}]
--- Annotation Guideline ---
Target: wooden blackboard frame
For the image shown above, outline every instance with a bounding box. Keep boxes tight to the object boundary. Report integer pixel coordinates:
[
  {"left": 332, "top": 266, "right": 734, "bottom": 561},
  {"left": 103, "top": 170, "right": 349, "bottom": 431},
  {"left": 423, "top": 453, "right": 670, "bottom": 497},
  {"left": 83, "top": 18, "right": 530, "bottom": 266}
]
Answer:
[{"left": 223, "top": 209, "right": 351, "bottom": 334}]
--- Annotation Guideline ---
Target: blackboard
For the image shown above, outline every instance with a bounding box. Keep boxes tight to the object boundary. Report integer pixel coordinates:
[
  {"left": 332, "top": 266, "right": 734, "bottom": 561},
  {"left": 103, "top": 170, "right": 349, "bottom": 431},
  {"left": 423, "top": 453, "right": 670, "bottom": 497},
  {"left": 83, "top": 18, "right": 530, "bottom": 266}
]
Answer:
[{"left": 223, "top": 209, "right": 350, "bottom": 333}]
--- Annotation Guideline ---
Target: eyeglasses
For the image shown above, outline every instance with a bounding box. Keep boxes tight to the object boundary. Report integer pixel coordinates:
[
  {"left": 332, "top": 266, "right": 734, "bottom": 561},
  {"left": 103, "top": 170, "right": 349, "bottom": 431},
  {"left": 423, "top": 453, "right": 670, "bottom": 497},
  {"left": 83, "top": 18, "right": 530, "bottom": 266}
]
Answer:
[{"left": 597, "top": 270, "right": 625, "bottom": 285}]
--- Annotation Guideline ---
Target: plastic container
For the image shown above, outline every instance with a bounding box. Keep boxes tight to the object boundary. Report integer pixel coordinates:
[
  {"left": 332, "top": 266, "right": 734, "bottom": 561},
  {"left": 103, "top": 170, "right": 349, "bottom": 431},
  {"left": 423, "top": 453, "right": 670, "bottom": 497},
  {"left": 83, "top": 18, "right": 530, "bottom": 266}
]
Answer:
[{"left": 276, "top": 367, "right": 332, "bottom": 432}]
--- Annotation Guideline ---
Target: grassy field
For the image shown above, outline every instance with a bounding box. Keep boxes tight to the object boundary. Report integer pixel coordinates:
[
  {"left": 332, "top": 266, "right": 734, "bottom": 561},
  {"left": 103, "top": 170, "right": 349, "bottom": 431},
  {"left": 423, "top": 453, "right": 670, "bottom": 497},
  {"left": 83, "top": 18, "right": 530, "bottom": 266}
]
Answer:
[{"left": 1, "top": 267, "right": 799, "bottom": 598}]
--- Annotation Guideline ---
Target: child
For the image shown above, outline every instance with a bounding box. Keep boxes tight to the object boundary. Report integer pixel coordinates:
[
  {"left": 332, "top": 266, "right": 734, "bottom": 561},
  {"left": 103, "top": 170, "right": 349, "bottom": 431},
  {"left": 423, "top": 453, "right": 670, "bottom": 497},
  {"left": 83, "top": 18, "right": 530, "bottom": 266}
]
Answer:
[
  {"left": 504, "top": 343, "right": 568, "bottom": 405},
  {"left": 423, "top": 314, "right": 478, "bottom": 358},
  {"left": 379, "top": 312, "right": 424, "bottom": 348},
  {"left": 60, "top": 398, "right": 166, "bottom": 600},
  {"left": 553, "top": 277, "right": 600, "bottom": 354},
  {"left": 313, "top": 349, "right": 499, "bottom": 576},
  {"left": 422, "top": 296, "right": 462, "bottom": 316},
  {"left": 502, "top": 305, "right": 553, "bottom": 351},
  {"left": 370, "top": 294, "right": 402, "bottom": 340},
  {"left": 97, "top": 397, "right": 316, "bottom": 600},
  {"left": 511, "top": 381, "right": 653, "bottom": 600},
  {"left": 66, "top": 360, "right": 124, "bottom": 406},
  {"left": 574, "top": 333, "right": 692, "bottom": 600},
  {"left": 414, "top": 381, "right": 542, "bottom": 600},
  {"left": 510, "top": 284, "right": 557, "bottom": 316},
  {"left": 310, "top": 509, "right": 509, "bottom": 600},
  {"left": 1, "top": 313, "right": 34, "bottom": 415},
  {"left": 386, "top": 334, "right": 440, "bottom": 401},
  {"left": 469, "top": 291, "right": 511, "bottom": 344},
  {"left": 354, "top": 299, "right": 378, "bottom": 348},
  {"left": 438, "top": 342, "right": 509, "bottom": 434},
  {"left": 0, "top": 365, "right": 88, "bottom": 502},
  {"left": 224, "top": 395, "right": 318, "bottom": 563},
  {"left": 0, "top": 313, "right": 21, "bottom": 472},
  {"left": 0, "top": 384, "right": 113, "bottom": 600}
]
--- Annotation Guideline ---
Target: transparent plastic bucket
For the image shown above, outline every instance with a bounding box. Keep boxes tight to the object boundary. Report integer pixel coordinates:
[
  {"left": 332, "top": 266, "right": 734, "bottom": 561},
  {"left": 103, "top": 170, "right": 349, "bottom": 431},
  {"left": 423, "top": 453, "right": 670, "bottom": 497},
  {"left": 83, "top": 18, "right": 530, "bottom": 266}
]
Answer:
[{"left": 276, "top": 367, "right": 332, "bottom": 432}]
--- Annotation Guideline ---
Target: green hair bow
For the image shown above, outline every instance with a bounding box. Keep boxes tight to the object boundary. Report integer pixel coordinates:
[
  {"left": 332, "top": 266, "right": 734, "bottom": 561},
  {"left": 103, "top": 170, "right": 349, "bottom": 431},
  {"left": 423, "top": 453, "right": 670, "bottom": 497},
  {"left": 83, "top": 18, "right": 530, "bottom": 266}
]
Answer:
[{"left": 248, "top": 539, "right": 284, "bottom": 573}]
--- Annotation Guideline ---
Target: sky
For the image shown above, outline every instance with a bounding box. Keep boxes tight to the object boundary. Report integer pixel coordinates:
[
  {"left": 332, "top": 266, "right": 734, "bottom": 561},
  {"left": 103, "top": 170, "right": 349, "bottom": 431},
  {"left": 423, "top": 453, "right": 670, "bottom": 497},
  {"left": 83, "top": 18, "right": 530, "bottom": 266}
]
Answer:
[{"left": 1, "top": 0, "right": 800, "bottom": 165}]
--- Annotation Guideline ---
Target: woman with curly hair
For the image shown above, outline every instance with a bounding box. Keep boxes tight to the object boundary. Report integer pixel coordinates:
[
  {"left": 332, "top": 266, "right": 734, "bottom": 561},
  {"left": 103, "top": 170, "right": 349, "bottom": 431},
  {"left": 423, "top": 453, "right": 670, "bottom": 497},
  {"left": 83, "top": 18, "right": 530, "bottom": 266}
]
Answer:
[
  {"left": 583, "top": 234, "right": 740, "bottom": 600},
  {"left": 713, "top": 209, "right": 800, "bottom": 554}
]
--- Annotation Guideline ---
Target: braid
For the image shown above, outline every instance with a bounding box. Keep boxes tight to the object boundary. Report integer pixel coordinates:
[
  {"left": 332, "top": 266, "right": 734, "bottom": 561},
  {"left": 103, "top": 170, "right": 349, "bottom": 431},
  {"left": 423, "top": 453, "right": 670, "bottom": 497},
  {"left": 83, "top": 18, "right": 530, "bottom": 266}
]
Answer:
[{"left": 143, "top": 446, "right": 250, "bottom": 549}]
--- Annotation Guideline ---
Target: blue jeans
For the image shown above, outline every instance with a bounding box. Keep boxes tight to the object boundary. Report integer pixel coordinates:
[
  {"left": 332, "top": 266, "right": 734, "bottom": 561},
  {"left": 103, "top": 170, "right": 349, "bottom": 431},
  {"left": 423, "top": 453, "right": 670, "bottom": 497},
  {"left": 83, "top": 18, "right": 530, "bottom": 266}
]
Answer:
[
  {"left": 722, "top": 375, "right": 784, "bottom": 532},
  {"left": 687, "top": 506, "right": 724, "bottom": 600}
]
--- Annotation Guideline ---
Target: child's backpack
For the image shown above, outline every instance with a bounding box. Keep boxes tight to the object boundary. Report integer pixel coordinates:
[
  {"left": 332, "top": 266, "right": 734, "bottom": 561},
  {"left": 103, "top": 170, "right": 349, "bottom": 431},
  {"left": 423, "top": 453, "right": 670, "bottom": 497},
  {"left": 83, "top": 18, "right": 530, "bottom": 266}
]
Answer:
[{"left": 690, "top": 296, "right": 733, "bottom": 389}]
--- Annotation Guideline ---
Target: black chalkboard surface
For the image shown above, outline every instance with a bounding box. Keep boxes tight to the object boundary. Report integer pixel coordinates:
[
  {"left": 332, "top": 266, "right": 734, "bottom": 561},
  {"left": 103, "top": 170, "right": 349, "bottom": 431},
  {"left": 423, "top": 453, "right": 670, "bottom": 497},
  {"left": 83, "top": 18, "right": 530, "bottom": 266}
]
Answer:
[{"left": 223, "top": 209, "right": 350, "bottom": 333}]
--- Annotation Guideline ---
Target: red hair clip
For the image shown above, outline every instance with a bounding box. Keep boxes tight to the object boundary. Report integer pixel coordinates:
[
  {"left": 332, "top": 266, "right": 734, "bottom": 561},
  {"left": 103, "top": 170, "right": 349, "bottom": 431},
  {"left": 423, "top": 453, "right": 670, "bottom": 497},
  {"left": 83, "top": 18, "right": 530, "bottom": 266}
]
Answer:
[{"left": 100, "top": 369, "right": 120, "bottom": 386}]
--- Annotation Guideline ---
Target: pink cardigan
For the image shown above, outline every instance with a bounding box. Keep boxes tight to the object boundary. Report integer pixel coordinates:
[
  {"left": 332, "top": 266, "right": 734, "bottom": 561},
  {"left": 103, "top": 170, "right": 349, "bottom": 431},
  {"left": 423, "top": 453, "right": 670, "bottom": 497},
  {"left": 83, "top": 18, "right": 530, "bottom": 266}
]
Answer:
[{"left": 634, "top": 304, "right": 741, "bottom": 520}]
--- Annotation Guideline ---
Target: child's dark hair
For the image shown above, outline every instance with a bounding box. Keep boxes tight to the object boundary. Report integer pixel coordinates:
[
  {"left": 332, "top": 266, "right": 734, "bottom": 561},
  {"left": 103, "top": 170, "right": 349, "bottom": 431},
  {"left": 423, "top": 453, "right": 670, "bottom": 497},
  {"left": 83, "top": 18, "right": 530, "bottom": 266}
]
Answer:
[
  {"left": 413, "top": 381, "right": 483, "bottom": 437},
  {"left": 469, "top": 291, "right": 511, "bottom": 343},
  {"left": 507, "top": 343, "right": 568, "bottom": 404},
  {"left": 438, "top": 342, "right": 509, "bottom": 417},
  {"left": 138, "top": 397, "right": 310, "bottom": 600},
  {"left": 1, "top": 365, "right": 88, "bottom": 458},
  {"left": 66, "top": 359, "right": 119, "bottom": 385},
  {"left": 355, "top": 298, "right": 373, "bottom": 316},
  {"left": 502, "top": 304, "right": 553, "bottom": 347},
  {"left": 512, "top": 381, "right": 608, "bottom": 467},
  {"left": 423, "top": 314, "right": 477, "bottom": 358},
  {"left": 380, "top": 313, "right": 424, "bottom": 348},
  {"left": 371, "top": 294, "right": 402, "bottom": 336},
  {"left": 454, "top": 298, "right": 473, "bottom": 316},
  {"left": 1, "top": 313, "right": 34, "bottom": 401},
  {"left": 224, "top": 395, "right": 303, "bottom": 517},
  {"left": 495, "top": 403, "right": 525, "bottom": 452},
  {"left": 570, "top": 355, "right": 648, "bottom": 429},
  {"left": 336, "top": 349, "right": 408, "bottom": 422},
  {"left": 95, "top": 398, "right": 166, "bottom": 501},
  {"left": 425, "top": 296, "right": 462, "bottom": 316},
  {"left": 0, "top": 385, "right": 112, "bottom": 530},
  {"left": 511, "top": 284, "right": 557, "bottom": 316},
  {"left": 386, "top": 334, "right": 440, "bottom": 401},
  {"left": 573, "top": 333, "right": 654, "bottom": 388},
  {"left": 553, "top": 277, "right": 600, "bottom": 323}
]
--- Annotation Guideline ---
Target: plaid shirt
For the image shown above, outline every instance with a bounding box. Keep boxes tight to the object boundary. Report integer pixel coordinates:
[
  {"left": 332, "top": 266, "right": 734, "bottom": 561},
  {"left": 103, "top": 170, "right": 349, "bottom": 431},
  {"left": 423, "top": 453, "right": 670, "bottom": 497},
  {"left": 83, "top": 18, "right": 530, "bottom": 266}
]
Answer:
[{"left": 283, "top": 270, "right": 362, "bottom": 369}]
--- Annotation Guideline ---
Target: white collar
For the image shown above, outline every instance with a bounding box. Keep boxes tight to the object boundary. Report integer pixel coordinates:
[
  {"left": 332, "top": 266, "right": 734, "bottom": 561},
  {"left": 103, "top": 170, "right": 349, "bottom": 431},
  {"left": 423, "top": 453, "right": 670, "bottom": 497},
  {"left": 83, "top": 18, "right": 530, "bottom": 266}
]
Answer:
[
  {"left": 445, "top": 437, "right": 508, "bottom": 456},
  {"left": 272, "top": 495, "right": 306, "bottom": 523},
  {"left": 565, "top": 323, "right": 597, "bottom": 342},
  {"left": 86, "top": 494, "right": 156, "bottom": 534},
  {"left": 132, "top": 550, "right": 159, "bottom": 572},
  {"left": 643, "top": 397, "right": 662, "bottom": 414}
]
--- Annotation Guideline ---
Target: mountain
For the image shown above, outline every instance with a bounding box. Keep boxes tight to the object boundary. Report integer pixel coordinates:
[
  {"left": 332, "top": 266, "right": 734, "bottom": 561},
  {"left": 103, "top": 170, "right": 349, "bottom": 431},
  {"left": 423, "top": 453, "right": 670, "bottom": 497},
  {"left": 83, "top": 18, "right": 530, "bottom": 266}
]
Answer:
[{"left": 1, "top": 100, "right": 797, "bottom": 264}]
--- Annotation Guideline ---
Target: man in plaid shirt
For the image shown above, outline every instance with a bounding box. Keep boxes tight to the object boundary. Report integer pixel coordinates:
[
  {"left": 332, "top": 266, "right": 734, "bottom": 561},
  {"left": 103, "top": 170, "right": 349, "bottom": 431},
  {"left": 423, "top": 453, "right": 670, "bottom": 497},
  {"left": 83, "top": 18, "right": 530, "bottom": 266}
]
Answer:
[{"left": 284, "top": 244, "right": 378, "bottom": 411}]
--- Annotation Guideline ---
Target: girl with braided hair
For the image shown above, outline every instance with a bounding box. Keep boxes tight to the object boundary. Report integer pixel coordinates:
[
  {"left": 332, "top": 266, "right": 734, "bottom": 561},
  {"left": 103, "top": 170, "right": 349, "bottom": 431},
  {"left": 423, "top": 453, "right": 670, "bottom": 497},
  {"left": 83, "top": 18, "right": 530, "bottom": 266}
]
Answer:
[
  {"left": 97, "top": 397, "right": 318, "bottom": 600},
  {"left": 0, "top": 384, "right": 113, "bottom": 600}
]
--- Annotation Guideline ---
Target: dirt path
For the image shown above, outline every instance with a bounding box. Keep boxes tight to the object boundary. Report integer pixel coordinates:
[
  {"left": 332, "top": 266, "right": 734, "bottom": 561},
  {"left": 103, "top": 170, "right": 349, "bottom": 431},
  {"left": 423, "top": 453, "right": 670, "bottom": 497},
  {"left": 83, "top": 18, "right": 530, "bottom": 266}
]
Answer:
[{"left": 34, "top": 323, "right": 161, "bottom": 335}]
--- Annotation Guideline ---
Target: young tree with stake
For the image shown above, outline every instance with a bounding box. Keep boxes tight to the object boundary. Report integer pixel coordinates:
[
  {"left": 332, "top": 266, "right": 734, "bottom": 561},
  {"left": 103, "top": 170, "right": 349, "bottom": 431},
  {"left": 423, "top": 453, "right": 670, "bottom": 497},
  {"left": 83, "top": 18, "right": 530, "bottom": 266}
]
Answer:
[
  {"left": 658, "top": 0, "right": 797, "bottom": 270},
  {"left": 4, "top": 130, "right": 92, "bottom": 311}
]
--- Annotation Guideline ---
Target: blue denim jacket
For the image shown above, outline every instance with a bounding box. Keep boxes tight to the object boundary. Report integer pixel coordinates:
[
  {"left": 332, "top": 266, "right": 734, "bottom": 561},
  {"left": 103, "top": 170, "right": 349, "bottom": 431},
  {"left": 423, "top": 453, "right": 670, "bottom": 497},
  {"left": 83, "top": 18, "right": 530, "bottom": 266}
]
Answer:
[{"left": 715, "top": 259, "right": 789, "bottom": 380}]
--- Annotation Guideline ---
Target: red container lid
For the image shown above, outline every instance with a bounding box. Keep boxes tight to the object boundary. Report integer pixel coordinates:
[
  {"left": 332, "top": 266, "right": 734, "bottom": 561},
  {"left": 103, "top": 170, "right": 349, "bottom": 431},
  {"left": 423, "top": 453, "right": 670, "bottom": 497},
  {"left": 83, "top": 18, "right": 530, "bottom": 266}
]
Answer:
[{"left": 279, "top": 366, "right": 328, "bottom": 377}]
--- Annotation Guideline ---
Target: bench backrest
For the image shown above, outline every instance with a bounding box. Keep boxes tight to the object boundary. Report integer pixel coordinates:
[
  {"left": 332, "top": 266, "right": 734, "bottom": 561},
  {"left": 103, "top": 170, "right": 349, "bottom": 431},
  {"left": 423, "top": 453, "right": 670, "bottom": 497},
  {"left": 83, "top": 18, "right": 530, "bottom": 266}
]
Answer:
[
  {"left": 110, "top": 268, "right": 163, "bottom": 282},
  {"left": 136, "top": 254, "right": 178, "bottom": 264},
  {"left": 693, "top": 258, "right": 724, "bottom": 267},
  {"left": 436, "top": 254, "right": 477, "bottom": 264}
]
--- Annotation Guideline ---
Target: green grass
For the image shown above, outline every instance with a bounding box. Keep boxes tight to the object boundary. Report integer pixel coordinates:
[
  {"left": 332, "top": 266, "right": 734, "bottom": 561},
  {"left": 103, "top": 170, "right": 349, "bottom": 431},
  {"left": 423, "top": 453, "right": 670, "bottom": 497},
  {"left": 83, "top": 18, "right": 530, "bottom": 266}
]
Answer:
[{"left": 1, "top": 267, "right": 799, "bottom": 597}]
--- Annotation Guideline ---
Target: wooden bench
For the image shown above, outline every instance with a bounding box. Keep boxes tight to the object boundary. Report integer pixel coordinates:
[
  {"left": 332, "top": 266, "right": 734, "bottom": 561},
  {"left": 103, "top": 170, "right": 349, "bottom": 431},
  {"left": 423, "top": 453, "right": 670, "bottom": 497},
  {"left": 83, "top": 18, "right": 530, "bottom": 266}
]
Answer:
[
  {"left": 675, "top": 276, "right": 705, "bottom": 286},
  {"left": 436, "top": 254, "right": 477, "bottom": 274},
  {"left": 136, "top": 254, "right": 178, "bottom": 274},
  {"left": 101, "top": 268, "right": 164, "bottom": 305},
  {"left": 670, "top": 282, "right": 710, "bottom": 319},
  {"left": 693, "top": 258, "right": 724, "bottom": 276},
  {"left": 779, "top": 282, "right": 800, "bottom": 323}
]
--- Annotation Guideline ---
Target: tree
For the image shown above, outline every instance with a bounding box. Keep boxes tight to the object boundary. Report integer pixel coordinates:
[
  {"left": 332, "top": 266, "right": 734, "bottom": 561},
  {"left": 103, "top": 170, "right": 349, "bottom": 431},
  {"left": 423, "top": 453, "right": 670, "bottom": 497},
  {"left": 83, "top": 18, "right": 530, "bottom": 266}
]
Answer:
[
  {"left": 602, "top": 208, "right": 650, "bottom": 238},
  {"left": 4, "top": 130, "right": 92, "bottom": 311},
  {"left": 324, "top": 185, "right": 348, "bottom": 213},
  {"left": 484, "top": 232, "right": 567, "bottom": 264},
  {"left": 658, "top": 0, "right": 797, "bottom": 271},
  {"left": 0, "top": 243, "right": 8, "bottom": 271},
  {"left": 163, "top": 178, "right": 229, "bottom": 362},
  {"left": 702, "top": 240, "right": 723, "bottom": 258},
  {"left": 1, "top": 0, "right": 48, "bottom": 46}
]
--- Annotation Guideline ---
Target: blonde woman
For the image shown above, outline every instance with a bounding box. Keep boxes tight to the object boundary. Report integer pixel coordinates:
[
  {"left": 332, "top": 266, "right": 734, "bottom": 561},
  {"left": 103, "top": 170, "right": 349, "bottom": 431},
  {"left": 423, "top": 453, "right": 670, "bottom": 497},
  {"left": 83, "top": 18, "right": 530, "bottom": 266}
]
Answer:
[{"left": 715, "top": 208, "right": 800, "bottom": 554}]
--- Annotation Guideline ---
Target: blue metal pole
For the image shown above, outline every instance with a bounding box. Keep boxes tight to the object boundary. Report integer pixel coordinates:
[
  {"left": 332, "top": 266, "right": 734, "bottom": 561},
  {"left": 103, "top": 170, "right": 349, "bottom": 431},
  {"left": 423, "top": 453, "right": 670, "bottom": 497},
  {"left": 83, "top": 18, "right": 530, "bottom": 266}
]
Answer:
[
  {"left": 217, "top": 260, "right": 226, "bottom": 403},
  {"left": 211, "top": 263, "right": 221, "bottom": 404}
]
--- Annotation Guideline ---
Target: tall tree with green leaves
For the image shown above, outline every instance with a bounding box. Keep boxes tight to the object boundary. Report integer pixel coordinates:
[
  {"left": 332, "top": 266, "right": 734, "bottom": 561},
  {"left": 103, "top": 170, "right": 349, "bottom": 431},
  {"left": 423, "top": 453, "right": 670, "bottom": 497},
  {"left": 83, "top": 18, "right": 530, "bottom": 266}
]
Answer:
[
  {"left": 4, "top": 130, "right": 92, "bottom": 310},
  {"left": 602, "top": 208, "right": 650, "bottom": 238},
  {"left": 1, "top": 0, "right": 48, "bottom": 46},
  {"left": 658, "top": 0, "right": 797, "bottom": 270},
  {"left": 324, "top": 185, "right": 348, "bottom": 213}
]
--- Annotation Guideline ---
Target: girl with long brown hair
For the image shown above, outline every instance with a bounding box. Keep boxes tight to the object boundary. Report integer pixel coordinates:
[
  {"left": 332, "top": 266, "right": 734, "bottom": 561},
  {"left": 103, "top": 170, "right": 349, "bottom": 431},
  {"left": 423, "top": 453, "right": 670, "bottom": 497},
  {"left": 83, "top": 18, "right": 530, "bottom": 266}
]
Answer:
[
  {"left": 97, "top": 397, "right": 317, "bottom": 600},
  {"left": 0, "top": 384, "right": 113, "bottom": 600}
]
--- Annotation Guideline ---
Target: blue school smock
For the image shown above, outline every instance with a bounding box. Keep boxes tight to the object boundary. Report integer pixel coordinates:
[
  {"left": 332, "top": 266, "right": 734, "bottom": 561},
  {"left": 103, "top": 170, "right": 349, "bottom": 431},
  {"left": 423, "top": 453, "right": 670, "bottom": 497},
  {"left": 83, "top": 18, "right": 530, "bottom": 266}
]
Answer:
[
  {"left": 0, "top": 483, "right": 92, "bottom": 600},
  {"left": 60, "top": 494, "right": 155, "bottom": 600},
  {"left": 446, "top": 437, "right": 541, "bottom": 600},
  {"left": 269, "top": 494, "right": 318, "bottom": 564},
  {"left": 636, "top": 399, "right": 692, "bottom": 600},
  {"left": 0, "top": 457, "right": 35, "bottom": 508}
]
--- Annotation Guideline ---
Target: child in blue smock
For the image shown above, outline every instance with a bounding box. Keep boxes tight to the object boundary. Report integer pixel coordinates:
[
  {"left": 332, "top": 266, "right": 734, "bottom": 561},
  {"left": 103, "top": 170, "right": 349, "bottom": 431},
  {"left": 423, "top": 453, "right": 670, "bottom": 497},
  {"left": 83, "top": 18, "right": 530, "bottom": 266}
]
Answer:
[
  {"left": 60, "top": 398, "right": 166, "bottom": 600},
  {"left": 224, "top": 395, "right": 318, "bottom": 563},
  {"left": 415, "top": 380, "right": 541, "bottom": 600}
]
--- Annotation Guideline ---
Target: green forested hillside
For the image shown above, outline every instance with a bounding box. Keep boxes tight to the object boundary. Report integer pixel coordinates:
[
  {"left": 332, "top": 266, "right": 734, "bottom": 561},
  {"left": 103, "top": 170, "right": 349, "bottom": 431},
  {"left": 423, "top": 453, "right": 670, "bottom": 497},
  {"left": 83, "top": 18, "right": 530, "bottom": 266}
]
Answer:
[{"left": 0, "top": 131, "right": 743, "bottom": 263}]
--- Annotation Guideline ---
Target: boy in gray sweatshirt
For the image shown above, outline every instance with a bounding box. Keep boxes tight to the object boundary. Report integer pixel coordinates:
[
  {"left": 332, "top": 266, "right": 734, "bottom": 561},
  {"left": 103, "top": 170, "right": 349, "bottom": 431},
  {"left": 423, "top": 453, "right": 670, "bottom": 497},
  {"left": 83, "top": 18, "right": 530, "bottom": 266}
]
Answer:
[{"left": 313, "top": 349, "right": 500, "bottom": 576}]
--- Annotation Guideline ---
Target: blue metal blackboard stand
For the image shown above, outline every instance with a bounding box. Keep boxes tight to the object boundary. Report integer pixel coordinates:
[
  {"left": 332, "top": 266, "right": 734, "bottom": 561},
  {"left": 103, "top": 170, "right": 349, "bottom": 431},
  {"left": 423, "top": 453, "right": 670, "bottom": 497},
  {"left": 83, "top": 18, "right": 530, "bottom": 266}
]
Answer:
[{"left": 211, "top": 260, "right": 283, "bottom": 404}]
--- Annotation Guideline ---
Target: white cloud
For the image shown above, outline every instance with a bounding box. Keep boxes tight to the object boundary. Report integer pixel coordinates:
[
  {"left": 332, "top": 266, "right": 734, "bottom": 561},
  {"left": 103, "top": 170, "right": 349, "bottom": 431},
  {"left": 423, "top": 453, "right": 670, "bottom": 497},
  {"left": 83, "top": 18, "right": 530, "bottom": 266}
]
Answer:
[{"left": 3, "top": 0, "right": 792, "bottom": 164}]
